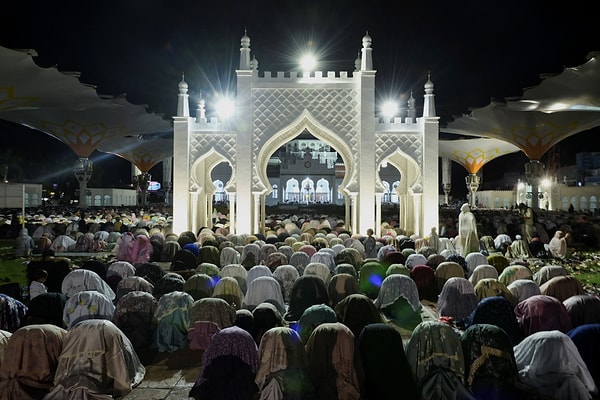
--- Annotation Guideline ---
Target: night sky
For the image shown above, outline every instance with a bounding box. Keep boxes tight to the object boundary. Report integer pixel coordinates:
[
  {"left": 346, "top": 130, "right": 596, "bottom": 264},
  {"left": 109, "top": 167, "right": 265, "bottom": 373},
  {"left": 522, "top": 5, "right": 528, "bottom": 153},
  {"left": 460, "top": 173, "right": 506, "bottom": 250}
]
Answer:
[{"left": 1, "top": 0, "right": 599, "bottom": 190}]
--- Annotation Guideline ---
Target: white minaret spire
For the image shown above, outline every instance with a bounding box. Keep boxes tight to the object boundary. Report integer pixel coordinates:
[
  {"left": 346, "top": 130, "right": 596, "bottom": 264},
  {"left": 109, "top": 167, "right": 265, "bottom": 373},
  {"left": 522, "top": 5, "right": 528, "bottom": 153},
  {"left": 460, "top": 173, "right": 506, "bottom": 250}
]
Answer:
[
  {"left": 176, "top": 73, "right": 189, "bottom": 117},
  {"left": 360, "top": 31, "right": 373, "bottom": 71},
  {"left": 423, "top": 71, "right": 436, "bottom": 117},
  {"left": 239, "top": 28, "right": 251, "bottom": 70}
]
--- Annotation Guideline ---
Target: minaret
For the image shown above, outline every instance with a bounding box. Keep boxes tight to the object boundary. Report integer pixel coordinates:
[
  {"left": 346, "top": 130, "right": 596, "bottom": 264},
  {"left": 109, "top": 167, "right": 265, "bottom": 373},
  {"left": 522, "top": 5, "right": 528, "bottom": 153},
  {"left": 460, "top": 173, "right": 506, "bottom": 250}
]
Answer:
[
  {"left": 354, "top": 52, "right": 361, "bottom": 72},
  {"left": 407, "top": 91, "right": 416, "bottom": 120},
  {"left": 176, "top": 73, "right": 189, "bottom": 117},
  {"left": 360, "top": 32, "right": 373, "bottom": 71},
  {"left": 196, "top": 92, "right": 206, "bottom": 122},
  {"left": 239, "top": 29, "right": 251, "bottom": 70},
  {"left": 423, "top": 72, "right": 436, "bottom": 117},
  {"left": 250, "top": 55, "right": 258, "bottom": 71}
]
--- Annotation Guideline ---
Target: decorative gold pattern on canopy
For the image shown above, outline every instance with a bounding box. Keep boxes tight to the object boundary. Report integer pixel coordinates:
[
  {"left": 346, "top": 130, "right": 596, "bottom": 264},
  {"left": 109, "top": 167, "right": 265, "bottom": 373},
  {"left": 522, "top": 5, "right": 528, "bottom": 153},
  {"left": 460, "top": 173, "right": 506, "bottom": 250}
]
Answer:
[{"left": 439, "top": 138, "right": 520, "bottom": 174}]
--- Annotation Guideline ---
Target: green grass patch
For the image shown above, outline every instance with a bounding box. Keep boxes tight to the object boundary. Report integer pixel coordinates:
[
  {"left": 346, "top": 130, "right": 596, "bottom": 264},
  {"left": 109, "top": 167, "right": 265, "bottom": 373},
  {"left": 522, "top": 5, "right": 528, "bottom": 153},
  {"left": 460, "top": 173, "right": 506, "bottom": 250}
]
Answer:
[{"left": 0, "top": 257, "right": 28, "bottom": 287}]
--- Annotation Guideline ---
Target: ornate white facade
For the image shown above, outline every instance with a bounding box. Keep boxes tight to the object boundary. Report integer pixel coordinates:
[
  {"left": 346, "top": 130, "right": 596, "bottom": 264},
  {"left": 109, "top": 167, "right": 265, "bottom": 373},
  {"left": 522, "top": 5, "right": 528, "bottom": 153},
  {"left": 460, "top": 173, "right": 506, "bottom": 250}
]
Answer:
[{"left": 172, "top": 33, "right": 439, "bottom": 237}]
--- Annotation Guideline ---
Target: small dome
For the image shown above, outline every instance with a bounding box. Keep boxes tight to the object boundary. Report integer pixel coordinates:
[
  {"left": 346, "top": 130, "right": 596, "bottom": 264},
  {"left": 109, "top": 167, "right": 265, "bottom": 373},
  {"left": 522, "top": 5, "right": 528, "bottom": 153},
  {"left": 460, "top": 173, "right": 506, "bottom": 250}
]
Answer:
[
  {"left": 425, "top": 79, "right": 434, "bottom": 90},
  {"left": 362, "top": 31, "right": 372, "bottom": 48},
  {"left": 241, "top": 32, "right": 250, "bottom": 47},
  {"left": 178, "top": 75, "right": 188, "bottom": 91}
]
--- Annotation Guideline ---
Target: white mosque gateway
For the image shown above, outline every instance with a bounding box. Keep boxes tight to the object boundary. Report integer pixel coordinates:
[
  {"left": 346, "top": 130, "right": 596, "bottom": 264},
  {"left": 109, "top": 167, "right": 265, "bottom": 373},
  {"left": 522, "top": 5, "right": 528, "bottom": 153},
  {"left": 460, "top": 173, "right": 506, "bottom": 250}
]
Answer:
[{"left": 172, "top": 32, "right": 439, "bottom": 237}]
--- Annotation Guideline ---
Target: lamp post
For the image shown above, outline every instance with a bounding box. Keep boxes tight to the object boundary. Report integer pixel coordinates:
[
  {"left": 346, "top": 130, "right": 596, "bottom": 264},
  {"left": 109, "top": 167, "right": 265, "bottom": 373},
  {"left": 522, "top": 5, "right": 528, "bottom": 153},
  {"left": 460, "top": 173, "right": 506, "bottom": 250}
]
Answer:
[
  {"left": 525, "top": 160, "right": 545, "bottom": 209},
  {"left": 133, "top": 172, "right": 151, "bottom": 207},
  {"left": 73, "top": 158, "right": 93, "bottom": 208},
  {"left": 465, "top": 173, "right": 480, "bottom": 208}
]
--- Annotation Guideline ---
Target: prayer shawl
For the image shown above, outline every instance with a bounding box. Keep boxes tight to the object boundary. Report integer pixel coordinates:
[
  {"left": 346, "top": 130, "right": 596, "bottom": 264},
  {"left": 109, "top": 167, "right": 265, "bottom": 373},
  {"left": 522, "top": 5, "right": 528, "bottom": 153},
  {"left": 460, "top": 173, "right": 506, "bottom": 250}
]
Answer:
[
  {"left": 514, "top": 330, "right": 597, "bottom": 400},
  {"left": 44, "top": 320, "right": 145, "bottom": 399},
  {"left": 514, "top": 294, "right": 573, "bottom": 337}
]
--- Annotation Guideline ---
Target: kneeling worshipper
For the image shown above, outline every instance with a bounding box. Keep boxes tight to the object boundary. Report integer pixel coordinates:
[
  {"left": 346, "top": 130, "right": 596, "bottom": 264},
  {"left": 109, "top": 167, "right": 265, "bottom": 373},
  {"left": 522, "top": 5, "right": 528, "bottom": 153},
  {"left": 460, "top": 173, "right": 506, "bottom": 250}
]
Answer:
[
  {"left": 43, "top": 319, "right": 145, "bottom": 399},
  {"left": 189, "top": 326, "right": 259, "bottom": 400},
  {"left": 358, "top": 323, "right": 420, "bottom": 400},
  {"left": 373, "top": 274, "right": 423, "bottom": 333},
  {"left": 405, "top": 320, "right": 474, "bottom": 400},
  {"left": 514, "top": 330, "right": 597, "bottom": 400},
  {"left": 0, "top": 324, "right": 67, "bottom": 400},
  {"left": 255, "top": 327, "right": 314, "bottom": 399}
]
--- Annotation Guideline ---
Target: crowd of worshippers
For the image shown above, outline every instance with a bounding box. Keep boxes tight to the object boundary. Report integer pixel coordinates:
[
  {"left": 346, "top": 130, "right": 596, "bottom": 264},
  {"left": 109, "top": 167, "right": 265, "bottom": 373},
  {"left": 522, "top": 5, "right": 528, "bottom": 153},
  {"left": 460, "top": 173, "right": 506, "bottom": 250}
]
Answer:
[{"left": 1, "top": 207, "right": 600, "bottom": 399}]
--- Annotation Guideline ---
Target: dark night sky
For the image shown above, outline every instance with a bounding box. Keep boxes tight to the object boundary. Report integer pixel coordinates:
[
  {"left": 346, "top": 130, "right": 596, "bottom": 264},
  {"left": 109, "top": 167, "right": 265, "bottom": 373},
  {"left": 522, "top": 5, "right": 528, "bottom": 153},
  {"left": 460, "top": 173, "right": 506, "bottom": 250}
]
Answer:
[{"left": 1, "top": 0, "right": 599, "bottom": 190}]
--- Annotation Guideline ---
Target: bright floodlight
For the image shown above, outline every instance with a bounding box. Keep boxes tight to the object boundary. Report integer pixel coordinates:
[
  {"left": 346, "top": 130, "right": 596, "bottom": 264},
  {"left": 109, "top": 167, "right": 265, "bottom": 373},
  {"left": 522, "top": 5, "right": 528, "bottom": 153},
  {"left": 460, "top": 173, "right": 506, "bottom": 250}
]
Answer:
[
  {"left": 381, "top": 101, "right": 398, "bottom": 118},
  {"left": 216, "top": 98, "right": 235, "bottom": 119},
  {"left": 300, "top": 54, "right": 317, "bottom": 71}
]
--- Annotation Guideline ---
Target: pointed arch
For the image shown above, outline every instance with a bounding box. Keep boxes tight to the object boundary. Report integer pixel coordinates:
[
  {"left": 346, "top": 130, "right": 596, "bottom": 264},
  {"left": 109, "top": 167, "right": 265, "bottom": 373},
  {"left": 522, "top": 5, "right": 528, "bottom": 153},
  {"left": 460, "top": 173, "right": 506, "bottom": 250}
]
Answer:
[
  {"left": 255, "top": 110, "right": 354, "bottom": 196},
  {"left": 190, "top": 147, "right": 233, "bottom": 195}
]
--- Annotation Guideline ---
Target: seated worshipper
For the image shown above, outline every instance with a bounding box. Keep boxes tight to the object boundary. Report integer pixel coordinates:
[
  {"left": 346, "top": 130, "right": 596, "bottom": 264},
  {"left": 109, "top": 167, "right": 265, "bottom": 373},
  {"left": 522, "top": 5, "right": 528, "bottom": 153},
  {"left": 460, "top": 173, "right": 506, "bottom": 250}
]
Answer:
[
  {"left": 335, "top": 247, "right": 362, "bottom": 272},
  {"left": 243, "top": 276, "right": 285, "bottom": 313},
  {"left": 198, "top": 245, "right": 221, "bottom": 267},
  {"left": 374, "top": 274, "right": 423, "bottom": 332},
  {"left": 113, "top": 291, "right": 159, "bottom": 351},
  {"left": 434, "top": 260, "right": 466, "bottom": 293},
  {"left": 60, "top": 268, "right": 115, "bottom": 301},
  {"left": 464, "top": 252, "right": 489, "bottom": 278},
  {"left": 255, "top": 326, "right": 314, "bottom": 399},
  {"left": 246, "top": 264, "right": 273, "bottom": 286},
  {"left": 15, "top": 227, "right": 35, "bottom": 257},
  {"left": 533, "top": 264, "right": 569, "bottom": 286},
  {"left": 284, "top": 275, "right": 331, "bottom": 322},
  {"left": 460, "top": 323, "right": 530, "bottom": 400},
  {"left": 548, "top": 230, "right": 568, "bottom": 259},
  {"left": 493, "top": 234, "right": 512, "bottom": 256},
  {"left": 304, "top": 262, "right": 332, "bottom": 285},
  {"left": 170, "top": 248, "right": 198, "bottom": 271},
  {"left": 153, "top": 290, "right": 195, "bottom": 352},
  {"left": 80, "top": 259, "right": 108, "bottom": 281},
  {"left": 487, "top": 253, "right": 509, "bottom": 274},
  {"left": 28, "top": 268, "right": 48, "bottom": 300},
  {"left": 0, "top": 330, "right": 9, "bottom": 365},
  {"left": 474, "top": 278, "right": 515, "bottom": 304},
  {"left": 305, "top": 322, "right": 364, "bottom": 400},
  {"left": 539, "top": 274, "right": 586, "bottom": 302},
  {"left": 252, "top": 302, "right": 286, "bottom": 345},
  {"left": 528, "top": 234, "right": 548, "bottom": 258},
  {"left": 436, "top": 277, "right": 478, "bottom": 324},
  {"left": 161, "top": 240, "right": 181, "bottom": 262},
  {"left": 43, "top": 319, "right": 145, "bottom": 399},
  {"left": 358, "top": 260, "right": 387, "bottom": 300},
  {"left": 507, "top": 235, "right": 532, "bottom": 259},
  {"left": 358, "top": 323, "right": 420, "bottom": 400},
  {"left": 514, "top": 294, "right": 572, "bottom": 337},
  {"left": 405, "top": 320, "right": 472, "bottom": 400},
  {"left": 411, "top": 264, "right": 438, "bottom": 301},
  {"left": 0, "top": 324, "right": 67, "bottom": 400},
  {"left": 507, "top": 279, "right": 541, "bottom": 304},
  {"left": 385, "top": 262, "right": 411, "bottom": 277},
  {"left": 62, "top": 290, "right": 116, "bottom": 329},
  {"left": 465, "top": 296, "right": 524, "bottom": 345},
  {"left": 24, "top": 292, "right": 67, "bottom": 327},
  {"left": 241, "top": 243, "right": 261, "bottom": 270},
  {"left": 469, "top": 264, "right": 498, "bottom": 286},
  {"left": 333, "top": 262, "right": 357, "bottom": 278},
  {"left": 272, "top": 265, "right": 299, "bottom": 305},
  {"left": 405, "top": 253, "right": 427, "bottom": 270},
  {"left": 153, "top": 272, "right": 186, "bottom": 299},
  {"left": 189, "top": 326, "right": 259, "bottom": 400},
  {"left": 220, "top": 246, "right": 241, "bottom": 268},
  {"left": 116, "top": 276, "right": 154, "bottom": 300},
  {"left": 187, "top": 320, "right": 220, "bottom": 351},
  {"left": 0, "top": 293, "right": 28, "bottom": 332},
  {"left": 568, "top": 324, "right": 600, "bottom": 392},
  {"left": 334, "top": 293, "right": 383, "bottom": 339},
  {"left": 106, "top": 260, "right": 136, "bottom": 292},
  {"left": 212, "top": 276, "right": 244, "bottom": 310},
  {"left": 563, "top": 294, "right": 600, "bottom": 328},
  {"left": 297, "top": 303, "right": 338, "bottom": 344},
  {"left": 497, "top": 264, "right": 533, "bottom": 287},
  {"left": 49, "top": 234, "right": 76, "bottom": 253},
  {"left": 134, "top": 262, "right": 165, "bottom": 286},
  {"left": 195, "top": 262, "right": 220, "bottom": 280},
  {"left": 220, "top": 263, "right": 248, "bottom": 294},
  {"left": 513, "top": 330, "right": 598, "bottom": 400},
  {"left": 183, "top": 273, "right": 215, "bottom": 301},
  {"left": 327, "top": 272, "right": 360, "bottom": 308},
  {"left": 190, "top": 297, "right": 236, "bottom": 330}
]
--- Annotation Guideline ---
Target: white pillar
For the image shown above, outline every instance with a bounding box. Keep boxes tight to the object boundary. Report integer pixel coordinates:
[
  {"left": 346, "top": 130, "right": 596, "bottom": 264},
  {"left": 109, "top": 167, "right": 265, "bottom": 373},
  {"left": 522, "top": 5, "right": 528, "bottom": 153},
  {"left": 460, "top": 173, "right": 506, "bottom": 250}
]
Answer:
[
  {"left": 253, "top": 193, "right": 261, "bottom": 234},
  {"left": 190, "top": 191, "right": 199, "bottom": 236},
  {"left": 229, "top": 192, "right": 236, "bottom": 234},
  {"left": 375, "top": 193, "right": 382, "bottom": 237}
]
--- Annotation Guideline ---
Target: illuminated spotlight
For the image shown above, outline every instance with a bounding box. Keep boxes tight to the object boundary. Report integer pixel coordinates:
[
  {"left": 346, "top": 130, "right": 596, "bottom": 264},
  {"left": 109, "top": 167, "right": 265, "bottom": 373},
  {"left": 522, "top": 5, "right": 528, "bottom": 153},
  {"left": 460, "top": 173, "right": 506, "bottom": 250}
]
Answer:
[
  {"left": 381, "top": 101, "right": 398, "bottom": 118},
  {"left": 216, "top": 98, "right": 235, "bottom": 119},
  {"left": 541, "top": 178, "right": 552, "bottom": 187},
  {"left": 299, "top": 53, "right": 317, "bottom": 71}
]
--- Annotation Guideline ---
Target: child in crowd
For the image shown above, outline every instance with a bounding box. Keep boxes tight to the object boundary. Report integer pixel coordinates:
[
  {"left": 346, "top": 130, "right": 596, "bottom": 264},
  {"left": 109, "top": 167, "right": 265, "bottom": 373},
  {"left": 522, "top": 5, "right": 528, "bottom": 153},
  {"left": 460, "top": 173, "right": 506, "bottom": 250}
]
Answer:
[{"left": 29, "top": 268, "right": 48, "bottom": 300}]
